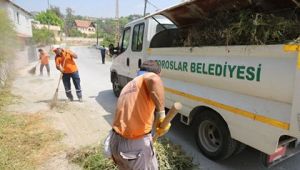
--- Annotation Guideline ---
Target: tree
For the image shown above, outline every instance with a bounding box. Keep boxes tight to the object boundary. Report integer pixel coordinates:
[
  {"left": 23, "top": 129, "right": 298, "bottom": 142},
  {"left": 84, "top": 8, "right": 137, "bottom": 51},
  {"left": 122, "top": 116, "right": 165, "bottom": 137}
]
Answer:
[
  {"left": 32, "top": 28, "right": 55, "bottom": 46},
  {"left": 50, "top": 5, "right": 63, "bottom": 19},
  {"left": 35, "top": 10, "right": 64, "bottom": 27},
  {"left": 65, "top": 8, "right": 75, "bottom": 36}
]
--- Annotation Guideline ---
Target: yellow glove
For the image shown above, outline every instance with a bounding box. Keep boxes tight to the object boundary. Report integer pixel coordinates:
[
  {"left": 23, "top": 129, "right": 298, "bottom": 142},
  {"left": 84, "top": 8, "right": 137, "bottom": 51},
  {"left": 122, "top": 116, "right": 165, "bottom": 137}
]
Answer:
[{"left": 155, "top": 118, "right": 171, "bottom": 137}]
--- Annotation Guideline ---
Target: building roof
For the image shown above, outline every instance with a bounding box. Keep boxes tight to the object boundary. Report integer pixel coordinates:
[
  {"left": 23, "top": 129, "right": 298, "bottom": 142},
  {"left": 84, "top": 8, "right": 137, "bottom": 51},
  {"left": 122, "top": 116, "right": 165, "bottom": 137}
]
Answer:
[
  {"left": 74, "top": 20, "right": 94, "bottom": 28},
  {"left": 6, "top": 0, "right": 33, "bottom": 17}
]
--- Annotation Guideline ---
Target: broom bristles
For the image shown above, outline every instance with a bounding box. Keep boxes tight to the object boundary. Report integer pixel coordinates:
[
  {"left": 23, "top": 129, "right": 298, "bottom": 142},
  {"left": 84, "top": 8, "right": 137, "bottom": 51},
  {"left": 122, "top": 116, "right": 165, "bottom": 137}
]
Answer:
[
  {"left": 50, "top": 90, "right": 59, "bottom": 109},
  {"left": 28, "top": 66, "right": 36, "bottom": 75}
]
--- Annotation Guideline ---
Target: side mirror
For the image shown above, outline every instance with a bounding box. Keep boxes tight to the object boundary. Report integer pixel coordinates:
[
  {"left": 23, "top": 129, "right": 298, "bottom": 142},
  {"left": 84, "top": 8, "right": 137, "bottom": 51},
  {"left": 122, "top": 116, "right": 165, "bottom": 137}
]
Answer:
[{"left": 108, "top": 44, "right": 120, "bottom": 56}]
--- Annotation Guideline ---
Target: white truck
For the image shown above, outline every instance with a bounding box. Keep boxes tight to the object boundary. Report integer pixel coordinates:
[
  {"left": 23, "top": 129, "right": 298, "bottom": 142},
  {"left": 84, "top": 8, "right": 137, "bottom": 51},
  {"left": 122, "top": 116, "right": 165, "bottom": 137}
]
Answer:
[{"left": 109, "top": 0, "right": 300, "bottom": 167}]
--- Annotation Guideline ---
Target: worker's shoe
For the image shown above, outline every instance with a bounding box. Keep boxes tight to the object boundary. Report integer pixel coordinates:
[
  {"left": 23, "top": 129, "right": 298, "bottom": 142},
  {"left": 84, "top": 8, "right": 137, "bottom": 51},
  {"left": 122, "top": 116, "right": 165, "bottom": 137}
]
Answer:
[
  {"left": 68, "top": 97, "right": 74, "bottom": 102},
  {"left": 78, "top": 98, "right": 83, "bottom": 102}
]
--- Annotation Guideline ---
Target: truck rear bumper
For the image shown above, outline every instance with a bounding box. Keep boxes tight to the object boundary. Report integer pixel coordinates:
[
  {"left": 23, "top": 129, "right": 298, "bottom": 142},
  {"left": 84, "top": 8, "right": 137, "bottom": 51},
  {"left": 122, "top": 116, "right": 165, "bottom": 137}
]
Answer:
[{"left": 261, "top": 140, "right": 300, "bottom": 168}]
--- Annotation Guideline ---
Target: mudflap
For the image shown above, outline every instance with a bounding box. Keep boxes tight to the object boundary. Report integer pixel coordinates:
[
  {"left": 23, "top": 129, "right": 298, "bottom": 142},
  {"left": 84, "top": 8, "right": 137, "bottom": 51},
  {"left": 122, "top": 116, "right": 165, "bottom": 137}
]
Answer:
[{"left": 261, "top": 141, "right": 300, "bottom": 168}]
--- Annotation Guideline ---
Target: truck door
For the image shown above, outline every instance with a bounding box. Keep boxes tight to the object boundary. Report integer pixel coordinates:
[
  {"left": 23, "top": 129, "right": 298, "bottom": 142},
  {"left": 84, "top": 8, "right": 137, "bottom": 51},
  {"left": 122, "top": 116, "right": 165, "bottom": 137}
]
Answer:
[
  {"left": 128, "top": 22, "right": 145, "bottom": 78},
  {"left": 113, "top": 27, "right": 132, "bottom": 87}
]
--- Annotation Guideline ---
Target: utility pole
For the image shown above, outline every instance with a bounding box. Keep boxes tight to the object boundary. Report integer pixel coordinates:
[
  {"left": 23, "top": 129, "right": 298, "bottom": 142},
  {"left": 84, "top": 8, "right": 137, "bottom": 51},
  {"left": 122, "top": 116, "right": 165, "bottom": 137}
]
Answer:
[
  {"left": 47, "top": 0, "right": 50, "bottom": 30},
  {"left": 144, "top": 0, "right": 148, "bottom": 16},
  {"left": 96, "top": 20, "right": 99, "bottom": 46},
  {"left": 114, "top": 0, "right": 120, "bottom": 46},
  {"left": 47, "top": 0, "right": 50, "bottom": 10}
]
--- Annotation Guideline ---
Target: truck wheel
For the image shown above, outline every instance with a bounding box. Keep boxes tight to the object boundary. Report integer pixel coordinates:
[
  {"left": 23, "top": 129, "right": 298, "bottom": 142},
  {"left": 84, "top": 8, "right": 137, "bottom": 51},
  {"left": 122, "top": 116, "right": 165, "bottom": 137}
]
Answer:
[
  {"left": 193, "top": 110, "right": 237, "bottom": 160},
  {"left": 112, "top": 76, "right": 121, "bottom": 97}
]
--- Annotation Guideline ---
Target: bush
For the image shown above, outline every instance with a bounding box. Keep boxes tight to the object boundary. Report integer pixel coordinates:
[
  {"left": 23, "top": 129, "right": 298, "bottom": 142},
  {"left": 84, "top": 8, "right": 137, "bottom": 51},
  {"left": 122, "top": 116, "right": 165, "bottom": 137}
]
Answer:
[
  {"left": 32, "top": 28, "right": 55, "bottom": 46},
  {"left": 68, "top": 28, "right": 84, "bottom": 37},
  {"left": 0, "top": 10, "right": 17, "bottom": 64},
  {"left": 35, "top": 10, "right": 64, "bottom": 27}
]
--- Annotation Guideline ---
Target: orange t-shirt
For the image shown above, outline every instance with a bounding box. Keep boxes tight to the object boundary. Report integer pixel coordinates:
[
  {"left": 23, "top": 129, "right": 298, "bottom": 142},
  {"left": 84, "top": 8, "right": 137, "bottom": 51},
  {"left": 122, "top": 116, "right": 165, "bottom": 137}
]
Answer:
[
  {"left": 55, "top": 49, "right": 78, "bottom": 73},
  {"left": 40, "top": 52, "right": 49, "bottom": 65},
  {"left": 112, "top": 73, "right": 156, "bottom": 139}
]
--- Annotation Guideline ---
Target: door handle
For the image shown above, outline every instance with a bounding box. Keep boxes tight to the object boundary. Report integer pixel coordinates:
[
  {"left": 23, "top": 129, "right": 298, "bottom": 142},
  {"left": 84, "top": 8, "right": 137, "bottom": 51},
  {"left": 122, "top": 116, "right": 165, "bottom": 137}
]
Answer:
[
  {"left": 127, "top": 58, "right": 129, "bottom": 66},
  {"left": 138, "top": 59, "right": 142, "bottom": 68}
]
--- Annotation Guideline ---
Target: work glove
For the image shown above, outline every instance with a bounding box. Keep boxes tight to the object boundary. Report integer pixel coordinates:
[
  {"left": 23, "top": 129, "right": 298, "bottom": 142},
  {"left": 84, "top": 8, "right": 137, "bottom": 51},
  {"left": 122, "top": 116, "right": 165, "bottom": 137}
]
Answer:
[
  {"left": 155, "top": 118, "right": 171, "bottom": 138},
  {"left": 59, "top": 67, "right": 64, "bottom": 73}
]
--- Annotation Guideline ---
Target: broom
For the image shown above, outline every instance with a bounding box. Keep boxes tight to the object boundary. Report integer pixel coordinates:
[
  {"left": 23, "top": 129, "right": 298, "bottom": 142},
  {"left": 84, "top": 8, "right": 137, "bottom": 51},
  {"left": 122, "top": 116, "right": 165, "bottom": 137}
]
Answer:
[
  {"left": 28, "top": 62, "right": 39, "bottom": 75},
  {"left": 153, "top": 102, "right": 182, "bottom": 142},
  {"left": 50, "top": 57, "right": 66, "bottom": 109},
  {"left": 49, "top": 73, "right": 63, "bottom": 109}
]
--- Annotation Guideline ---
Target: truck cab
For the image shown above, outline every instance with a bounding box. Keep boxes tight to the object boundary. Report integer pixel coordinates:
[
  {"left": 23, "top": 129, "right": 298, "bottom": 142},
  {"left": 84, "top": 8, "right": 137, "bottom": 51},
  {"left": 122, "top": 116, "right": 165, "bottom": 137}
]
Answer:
[{"left": 110, "top": 15, "right": 175, "bottom": 96}]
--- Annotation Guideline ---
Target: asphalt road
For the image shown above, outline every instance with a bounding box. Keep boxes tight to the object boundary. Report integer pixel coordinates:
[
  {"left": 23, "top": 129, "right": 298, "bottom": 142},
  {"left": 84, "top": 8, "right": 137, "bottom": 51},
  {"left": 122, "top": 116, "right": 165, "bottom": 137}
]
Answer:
[{"left": 72, "top": 46, "right": 299, "bottom": 170}]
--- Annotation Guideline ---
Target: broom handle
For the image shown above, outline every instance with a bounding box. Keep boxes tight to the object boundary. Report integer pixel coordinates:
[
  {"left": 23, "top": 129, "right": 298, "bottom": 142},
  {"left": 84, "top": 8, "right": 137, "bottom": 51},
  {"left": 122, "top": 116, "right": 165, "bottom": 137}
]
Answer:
[
  {"left": 56, "top": 73, "right": 63, "bottom": 92},
  {"left": 153, "top": 102, "right": 182, "bottom": 141},
  {"left": 55, "top": 53, "right": 67, "bottom": 91}
]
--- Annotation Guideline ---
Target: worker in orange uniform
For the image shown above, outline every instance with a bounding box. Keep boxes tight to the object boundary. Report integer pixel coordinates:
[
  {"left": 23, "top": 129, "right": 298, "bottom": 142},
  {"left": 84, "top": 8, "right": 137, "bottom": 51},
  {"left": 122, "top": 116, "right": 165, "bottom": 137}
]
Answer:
[
  {"left": 110, "top": 60, "right": 170, "bottom": 170},
  {"left": 53, "top": 47, "right": 82, "bottom": 102},
  {"left": 38, "top": 49, "right": 50, "bottom": 76}
]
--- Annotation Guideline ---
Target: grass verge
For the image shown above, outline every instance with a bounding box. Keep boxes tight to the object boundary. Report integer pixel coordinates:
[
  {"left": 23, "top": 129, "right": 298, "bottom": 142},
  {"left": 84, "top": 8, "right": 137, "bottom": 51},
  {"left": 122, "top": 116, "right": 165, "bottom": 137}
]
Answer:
[
  {"left": 0, "top": 85, "right": 63, "bottom": 170},
  {"left": 68, "top": 138, "right": 196, "bottom": 170}
]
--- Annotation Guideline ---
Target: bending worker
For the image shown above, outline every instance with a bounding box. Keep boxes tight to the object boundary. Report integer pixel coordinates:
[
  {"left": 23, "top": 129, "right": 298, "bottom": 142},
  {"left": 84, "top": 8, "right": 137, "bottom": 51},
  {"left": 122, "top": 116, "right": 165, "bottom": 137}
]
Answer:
[
  {"left": 38, "top": 48, "right": 50, "bottom": 76},
  {"left": 110, "top": 60, "right": 170, "bottom": 170},
  {"left": 53, "top": 47, "right": 82, "bottom": 102}
]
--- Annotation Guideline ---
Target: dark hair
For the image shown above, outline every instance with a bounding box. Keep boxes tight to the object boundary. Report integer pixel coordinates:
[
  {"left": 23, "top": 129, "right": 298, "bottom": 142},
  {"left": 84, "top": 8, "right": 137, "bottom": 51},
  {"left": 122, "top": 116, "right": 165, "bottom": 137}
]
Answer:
[
  {"left": 140, "top": 60, "right": 161, "bottom": 74},
  {"left": 38, "top": 49, "right": 43, "bottom": 52}
]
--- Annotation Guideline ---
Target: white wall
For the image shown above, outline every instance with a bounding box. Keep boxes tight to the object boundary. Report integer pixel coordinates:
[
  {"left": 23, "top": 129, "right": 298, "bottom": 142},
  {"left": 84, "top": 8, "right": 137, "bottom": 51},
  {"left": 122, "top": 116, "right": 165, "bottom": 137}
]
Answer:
[{"left": 4, "top": 1, "right": 32, "bottom": 37}]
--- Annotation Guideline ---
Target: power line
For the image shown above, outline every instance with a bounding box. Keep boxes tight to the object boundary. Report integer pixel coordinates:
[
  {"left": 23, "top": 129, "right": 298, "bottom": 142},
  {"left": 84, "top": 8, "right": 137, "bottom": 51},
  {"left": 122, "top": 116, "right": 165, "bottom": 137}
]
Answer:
[
  {"left": 147, "top": 0, "right": 159, "bottom": 10},
  {"left": 144, "top": 0, "right": 159, "bottom": 16}
]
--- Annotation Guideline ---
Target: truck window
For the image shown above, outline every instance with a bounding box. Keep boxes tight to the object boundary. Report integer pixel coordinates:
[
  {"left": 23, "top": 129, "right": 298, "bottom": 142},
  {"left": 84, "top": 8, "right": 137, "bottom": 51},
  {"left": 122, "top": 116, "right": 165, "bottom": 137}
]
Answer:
[
  {"left": 120, "top": 27, "right": 131, "bottom": 53},
  {"left": 132, "top": 23, "right": 145, "bottom": 52},
  {"left": 156, "top": 24, "right": 176, "bottom": 33}
]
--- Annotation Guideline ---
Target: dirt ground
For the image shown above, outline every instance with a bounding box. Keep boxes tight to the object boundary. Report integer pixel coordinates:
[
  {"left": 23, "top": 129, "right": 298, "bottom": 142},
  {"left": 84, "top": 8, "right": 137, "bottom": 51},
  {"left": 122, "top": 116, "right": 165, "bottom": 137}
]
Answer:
[{"left": 7, "top": 46, "right": 115, "bottom": 170}]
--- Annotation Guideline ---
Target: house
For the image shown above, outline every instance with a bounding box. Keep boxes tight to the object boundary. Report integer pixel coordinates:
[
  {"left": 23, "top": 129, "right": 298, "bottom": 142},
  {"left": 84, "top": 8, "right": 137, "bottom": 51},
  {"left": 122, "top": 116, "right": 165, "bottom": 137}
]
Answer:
[
  {"left": 74, "top": 20, "right": 96, "bottom": 35},
  {"left": 0, "top": 0, "right": 33, "bottom": 39}
]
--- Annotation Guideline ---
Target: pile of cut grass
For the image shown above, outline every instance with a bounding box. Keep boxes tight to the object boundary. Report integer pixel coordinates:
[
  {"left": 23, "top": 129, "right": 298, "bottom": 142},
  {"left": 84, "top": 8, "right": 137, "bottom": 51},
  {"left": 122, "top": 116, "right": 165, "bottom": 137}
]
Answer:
[
  {"left": 68, "top": 138, "right": 196, "bottom": 170},
  {"left": 164, "top": 8, "right": 300, "bottom": 47}
]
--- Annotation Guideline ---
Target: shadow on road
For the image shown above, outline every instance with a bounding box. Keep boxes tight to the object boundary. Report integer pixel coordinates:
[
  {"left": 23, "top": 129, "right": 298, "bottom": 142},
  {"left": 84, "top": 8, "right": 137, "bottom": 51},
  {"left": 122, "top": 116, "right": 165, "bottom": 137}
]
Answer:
[
  {"left": 95, "top": 90, "right": 117, "bottom": 126},
  {"left": 167, "top": 115, "right": 270, "bottom": 170}
]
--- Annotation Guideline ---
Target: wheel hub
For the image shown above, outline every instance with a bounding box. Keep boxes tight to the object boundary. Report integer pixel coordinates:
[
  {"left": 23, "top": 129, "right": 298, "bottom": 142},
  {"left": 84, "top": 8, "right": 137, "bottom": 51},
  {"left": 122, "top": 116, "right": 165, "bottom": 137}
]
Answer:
[{"left": 198, "top": 120, "right": 222, "bottom": 152}]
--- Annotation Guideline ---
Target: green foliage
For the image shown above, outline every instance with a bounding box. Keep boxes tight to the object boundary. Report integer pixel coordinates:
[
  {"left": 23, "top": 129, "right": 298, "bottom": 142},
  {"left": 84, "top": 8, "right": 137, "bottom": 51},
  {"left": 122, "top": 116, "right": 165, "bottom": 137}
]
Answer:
[
  {"left": 0, "top": 10, "right": 17, "bottom": 64},
  {"left": 49, "top": 6, "right": 64, "bottom": 19},
  {"left": 155, "top": 138, "right": 195, "bottom": 170},
  {"left": 94, "top": 14, "right": 143, "bottom": 46},
  {"left": 101, "top": 34, "right": 115, "bottom": 47},
  {"left": 32, "top": 28, "right": 55, "bottom": 46},
  {"left": 68, "top": 147, "right": 117, "bottom": 170},
  {"left": 64, "top": 8, "right": 75, "bottom": 36},
  {"left": 183, "top": 8, "right": 300, "bottom": 46},
  {"left": 35, "top": 10, "right": 64, "bottom": 27},
  {"left": 68, "top": 28, "right": 85, "bottom": 37},
  {"left": 68, "top": 138, "right": 196, "bottom": 170}
]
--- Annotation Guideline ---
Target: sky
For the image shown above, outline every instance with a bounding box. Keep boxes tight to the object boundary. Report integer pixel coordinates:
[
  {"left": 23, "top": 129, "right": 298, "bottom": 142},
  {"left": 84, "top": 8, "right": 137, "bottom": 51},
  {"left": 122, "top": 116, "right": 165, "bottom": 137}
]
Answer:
[{"left": 12, "top": 0, "right": 182, "bottom": 18}]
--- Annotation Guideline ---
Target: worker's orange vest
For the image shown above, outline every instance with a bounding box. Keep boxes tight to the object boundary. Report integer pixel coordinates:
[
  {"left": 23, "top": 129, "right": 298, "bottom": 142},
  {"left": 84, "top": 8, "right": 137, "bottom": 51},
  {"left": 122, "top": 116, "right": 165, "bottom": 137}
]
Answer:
[
  {"left": 55, "top": 49, "right": 78, "bottom": 73},
  {"left": 40, "top": 53, "right": 49, "bottom": 65},
  {"left": 112, "top": 73, "right": 156, "bottom": 139}
]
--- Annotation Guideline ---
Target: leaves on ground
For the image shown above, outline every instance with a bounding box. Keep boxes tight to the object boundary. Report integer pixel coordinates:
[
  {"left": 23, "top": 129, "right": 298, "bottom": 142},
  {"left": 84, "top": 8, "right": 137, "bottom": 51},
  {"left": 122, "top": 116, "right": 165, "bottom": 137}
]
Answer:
[{"left": 68, "top": 138, "right": 196, "bottom": 170}]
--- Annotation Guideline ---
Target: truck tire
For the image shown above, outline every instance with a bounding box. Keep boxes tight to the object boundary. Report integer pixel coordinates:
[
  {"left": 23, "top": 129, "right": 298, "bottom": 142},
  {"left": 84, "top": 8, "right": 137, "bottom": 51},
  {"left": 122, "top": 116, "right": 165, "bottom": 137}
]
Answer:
[
  {"left": 193, "top": 110, "right": 237, "bottom": 160},
  {"left": 112, "top": 75, "right": 121, "bottom": 97}
]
